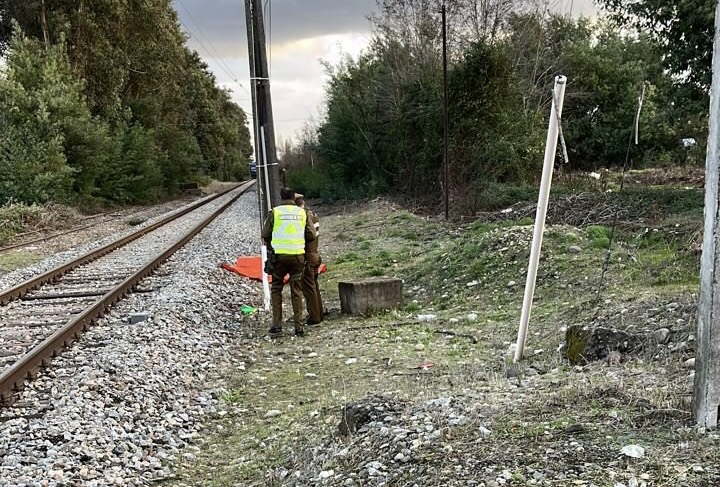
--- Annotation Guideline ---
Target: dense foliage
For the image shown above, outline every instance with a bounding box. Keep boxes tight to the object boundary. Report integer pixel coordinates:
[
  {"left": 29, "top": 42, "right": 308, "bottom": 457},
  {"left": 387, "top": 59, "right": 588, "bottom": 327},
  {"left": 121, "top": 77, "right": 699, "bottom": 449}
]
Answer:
[
  {"left": 0, "top": 0, "right": 252, "bottom": 204},
  {"left": 286, "top": 0, "right": 706, "bottom": 213}
]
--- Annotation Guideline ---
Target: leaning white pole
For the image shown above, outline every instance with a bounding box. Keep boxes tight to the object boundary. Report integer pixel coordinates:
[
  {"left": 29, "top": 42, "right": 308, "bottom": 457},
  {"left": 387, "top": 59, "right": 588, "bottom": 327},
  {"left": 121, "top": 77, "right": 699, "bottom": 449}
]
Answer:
[
  {"left": 514, "top": 75, "right": 567, "bottom": 363},
  {"left": 694, "top": 0, "right": 720, "bottom": 429},
  {"left": 260, "top": 126, "right": 273, "bottom": 311}
]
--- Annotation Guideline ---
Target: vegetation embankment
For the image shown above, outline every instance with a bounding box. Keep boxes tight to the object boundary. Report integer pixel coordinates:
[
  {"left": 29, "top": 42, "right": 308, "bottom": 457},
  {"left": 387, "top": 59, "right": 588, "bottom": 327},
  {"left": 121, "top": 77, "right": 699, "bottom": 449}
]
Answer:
[
  {"left": 0, "top": 1, "right": 252, "bottom": 207},
  {"left": 284, "top": 0, "right": 709, "bottom": 217},
  {"left": 170, "top": 172, "right": 714, "bottom": 486}
]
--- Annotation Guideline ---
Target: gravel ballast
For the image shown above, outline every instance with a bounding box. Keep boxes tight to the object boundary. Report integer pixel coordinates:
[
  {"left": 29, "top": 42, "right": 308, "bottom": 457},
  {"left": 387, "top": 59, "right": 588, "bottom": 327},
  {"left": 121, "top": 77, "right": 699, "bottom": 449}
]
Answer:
[{"left": 0, "top": 191, "right": 263, "bottom": 486}]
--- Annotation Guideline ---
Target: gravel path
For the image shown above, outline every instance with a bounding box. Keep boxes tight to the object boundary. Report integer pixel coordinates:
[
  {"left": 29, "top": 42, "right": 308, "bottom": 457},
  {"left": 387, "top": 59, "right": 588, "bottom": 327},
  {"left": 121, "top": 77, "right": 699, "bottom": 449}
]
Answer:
[
  {"left": 0, "top": 197, "right": 199, "bottom": 276},
  {"left": 0, "top": 191, "right": 264, "bottom": 486}
]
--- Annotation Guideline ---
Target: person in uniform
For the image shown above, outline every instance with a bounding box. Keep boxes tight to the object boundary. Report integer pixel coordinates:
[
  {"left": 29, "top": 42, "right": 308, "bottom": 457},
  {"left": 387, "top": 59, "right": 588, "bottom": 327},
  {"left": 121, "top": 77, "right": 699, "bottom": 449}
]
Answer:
[
  {"left": 295, "top": 195, "right": 323, "bottom": 325},
  {"left": 261, "top": 187, "right": 316, "bottom": 337}
]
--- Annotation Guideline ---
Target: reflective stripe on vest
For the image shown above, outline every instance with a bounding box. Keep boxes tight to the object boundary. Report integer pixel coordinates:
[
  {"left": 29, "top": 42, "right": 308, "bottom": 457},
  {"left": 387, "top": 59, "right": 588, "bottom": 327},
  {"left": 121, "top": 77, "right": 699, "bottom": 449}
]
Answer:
[{"left": 271, "top": 205, "right": 307, "bottom": 255}]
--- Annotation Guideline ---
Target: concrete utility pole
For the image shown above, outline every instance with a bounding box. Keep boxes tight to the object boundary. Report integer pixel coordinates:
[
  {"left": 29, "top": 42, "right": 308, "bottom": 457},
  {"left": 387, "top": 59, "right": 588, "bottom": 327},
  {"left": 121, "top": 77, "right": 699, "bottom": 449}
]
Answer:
[
  {"left": 694, "top": 0, "right": 720, "bottom": 430},
  {"left": 244, "top": 0, "right": 281, "bottom": 220},
  {"left": 244, "top": 0, "right": 265, "bottom": 225}
]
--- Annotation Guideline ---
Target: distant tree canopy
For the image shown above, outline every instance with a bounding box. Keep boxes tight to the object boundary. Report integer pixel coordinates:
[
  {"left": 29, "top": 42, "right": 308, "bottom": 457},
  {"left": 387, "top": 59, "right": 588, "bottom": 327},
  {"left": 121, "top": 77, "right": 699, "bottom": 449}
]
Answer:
[
  {"left": 0, "top": 0, "right": 252, "bottom": 204},
  {"left": 287, "top": 0, "right": 706, "bottom": 213},
  {"left": 597, "top": 0, "right": 714, "bottom": 96}
]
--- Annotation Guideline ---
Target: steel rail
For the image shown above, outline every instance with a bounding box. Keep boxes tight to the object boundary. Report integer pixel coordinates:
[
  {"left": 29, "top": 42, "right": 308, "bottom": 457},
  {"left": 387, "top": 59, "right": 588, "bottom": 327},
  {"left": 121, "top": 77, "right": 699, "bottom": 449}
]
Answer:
[
  {"left": 0, "top": 181, "right": 254, "bottom": 403},
  {"left": 0, "top": 184, "right": 243, "bottom": 306},
  {"left": 0, "top": 218, "right": 114, "bottom": 253}
]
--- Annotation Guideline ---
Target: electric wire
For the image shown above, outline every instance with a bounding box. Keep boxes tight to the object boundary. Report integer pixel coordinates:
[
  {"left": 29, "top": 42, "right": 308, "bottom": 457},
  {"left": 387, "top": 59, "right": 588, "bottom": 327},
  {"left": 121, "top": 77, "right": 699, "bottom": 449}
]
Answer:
[
  {"left": 175, "top": 0, "right": 252, "bottom": 99},
  {"left": 597, "top": 83, "right": 647, "bottom": 291}
]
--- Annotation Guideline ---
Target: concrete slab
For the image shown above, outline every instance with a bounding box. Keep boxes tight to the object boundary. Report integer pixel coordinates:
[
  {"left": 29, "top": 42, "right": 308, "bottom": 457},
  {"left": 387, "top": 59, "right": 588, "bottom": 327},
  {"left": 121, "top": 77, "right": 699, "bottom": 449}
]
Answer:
[{"left": 338, "top": 277, "right": 403, "bottom": 315}]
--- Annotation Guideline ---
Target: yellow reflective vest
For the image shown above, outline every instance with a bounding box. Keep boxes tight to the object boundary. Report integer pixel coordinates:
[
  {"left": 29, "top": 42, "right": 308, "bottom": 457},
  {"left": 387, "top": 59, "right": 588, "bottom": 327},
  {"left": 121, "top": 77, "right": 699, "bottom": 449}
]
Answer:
[{"left": 271, "top": 205, "right": 307, "bottom": 255}]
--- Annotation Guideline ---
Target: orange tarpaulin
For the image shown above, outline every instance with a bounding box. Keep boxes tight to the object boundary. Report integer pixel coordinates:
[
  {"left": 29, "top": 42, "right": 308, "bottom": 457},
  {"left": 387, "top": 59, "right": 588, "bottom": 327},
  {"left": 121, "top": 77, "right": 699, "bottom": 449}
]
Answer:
[{"left": 221, "top": 256, "right": 326, "bottom": 283}]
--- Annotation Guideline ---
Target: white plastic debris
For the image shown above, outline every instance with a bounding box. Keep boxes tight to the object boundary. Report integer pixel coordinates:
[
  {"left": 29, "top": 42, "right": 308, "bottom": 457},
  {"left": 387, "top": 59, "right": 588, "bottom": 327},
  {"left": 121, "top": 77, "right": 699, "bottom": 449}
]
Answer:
[{"left": 620, "top": 444, "right": 645, "bottom": 459}]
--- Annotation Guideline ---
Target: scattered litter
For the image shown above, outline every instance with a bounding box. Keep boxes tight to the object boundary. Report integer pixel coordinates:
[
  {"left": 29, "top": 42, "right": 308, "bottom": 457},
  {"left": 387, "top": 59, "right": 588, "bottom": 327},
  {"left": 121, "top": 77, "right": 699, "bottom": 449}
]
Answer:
[
  {"left": 412, "top": 361, "right": 434, "bottom": 370},
  {"left": 417, "top": 314, "right": 436, "bottom": 322},
  {"left": 240, "top": 304, "right": 256, "bottom": 315},
  {"left": 620, "top": 444, "right": 645, "bottom": 459}
]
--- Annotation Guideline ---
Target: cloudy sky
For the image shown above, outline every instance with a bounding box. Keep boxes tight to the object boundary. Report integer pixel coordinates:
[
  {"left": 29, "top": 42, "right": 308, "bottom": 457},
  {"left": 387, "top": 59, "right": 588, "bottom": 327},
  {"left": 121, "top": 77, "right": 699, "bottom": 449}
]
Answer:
[{"left": 173, "top": 0, "right": 597, "bottom": 148}]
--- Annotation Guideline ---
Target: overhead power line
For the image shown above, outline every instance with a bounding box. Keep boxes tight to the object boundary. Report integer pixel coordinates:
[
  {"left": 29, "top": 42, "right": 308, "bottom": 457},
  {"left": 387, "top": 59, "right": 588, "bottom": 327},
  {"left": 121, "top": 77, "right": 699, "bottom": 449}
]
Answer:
[{"left": 175, "top": 0, "right": 252, "bottom": 98}]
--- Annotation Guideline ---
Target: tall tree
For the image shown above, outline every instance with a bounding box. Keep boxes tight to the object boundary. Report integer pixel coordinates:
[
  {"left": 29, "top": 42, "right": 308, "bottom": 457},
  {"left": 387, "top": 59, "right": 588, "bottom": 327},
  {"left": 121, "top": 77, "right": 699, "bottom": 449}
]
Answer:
[{"left": 598, "top": 0, "right": 714, "bottom": 95}]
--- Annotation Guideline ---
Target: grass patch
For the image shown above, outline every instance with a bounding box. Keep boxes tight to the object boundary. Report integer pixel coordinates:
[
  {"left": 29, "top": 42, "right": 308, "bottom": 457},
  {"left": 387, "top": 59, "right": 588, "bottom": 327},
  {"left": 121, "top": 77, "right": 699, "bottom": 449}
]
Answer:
[
  {"left": 127, "top": 217, "right": 146, "bottom": 226},
  {"left": 0, "top": 251, "right": 41, "bottom": 272},
  {"left": 0, "top": 201, "right": 73, "bottom": 245}
]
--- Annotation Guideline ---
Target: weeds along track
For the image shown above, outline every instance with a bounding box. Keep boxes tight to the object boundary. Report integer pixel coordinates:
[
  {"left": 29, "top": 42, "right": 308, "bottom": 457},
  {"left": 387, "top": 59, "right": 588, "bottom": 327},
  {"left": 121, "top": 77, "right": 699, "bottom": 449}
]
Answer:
[{"left": 0, "top": 181, "right": 255, "bottom": 403}]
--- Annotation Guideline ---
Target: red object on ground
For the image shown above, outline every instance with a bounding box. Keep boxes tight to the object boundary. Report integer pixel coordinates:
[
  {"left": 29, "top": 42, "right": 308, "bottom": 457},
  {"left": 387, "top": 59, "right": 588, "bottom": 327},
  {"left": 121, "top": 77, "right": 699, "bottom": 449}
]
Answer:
[{"left": 221, "top": 256, "right": 327, "bottom": 283}]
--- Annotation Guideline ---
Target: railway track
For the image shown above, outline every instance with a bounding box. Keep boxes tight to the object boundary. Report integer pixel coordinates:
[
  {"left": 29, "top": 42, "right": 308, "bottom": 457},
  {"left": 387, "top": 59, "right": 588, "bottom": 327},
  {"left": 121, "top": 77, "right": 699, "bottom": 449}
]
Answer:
[{"left": 0, "top": 181, "right": 255, "bottom": 403}]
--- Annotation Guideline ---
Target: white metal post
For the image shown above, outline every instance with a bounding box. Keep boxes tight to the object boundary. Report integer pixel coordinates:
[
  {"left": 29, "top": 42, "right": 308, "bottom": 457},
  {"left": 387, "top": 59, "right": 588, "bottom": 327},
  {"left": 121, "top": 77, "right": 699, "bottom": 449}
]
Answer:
[
  {"left": 694, "top": 0, "right": 720, "bottom": 429},
  {"left": 260, "top": 126, "right": 273, "bottom": 311},
  {"left": 514, "top": 75, "right": 567, "bottom": 363}
]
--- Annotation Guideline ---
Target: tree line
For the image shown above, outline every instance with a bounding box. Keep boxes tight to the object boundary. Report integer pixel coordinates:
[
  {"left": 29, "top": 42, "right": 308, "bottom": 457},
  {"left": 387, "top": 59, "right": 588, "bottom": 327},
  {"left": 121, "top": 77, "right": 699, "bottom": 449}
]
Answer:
[
  {"left": 0, "top": 0, "right": 252, "bottom": 205},
  {"left": 284, "top": 0, "right": 710, "bottom": 214}
]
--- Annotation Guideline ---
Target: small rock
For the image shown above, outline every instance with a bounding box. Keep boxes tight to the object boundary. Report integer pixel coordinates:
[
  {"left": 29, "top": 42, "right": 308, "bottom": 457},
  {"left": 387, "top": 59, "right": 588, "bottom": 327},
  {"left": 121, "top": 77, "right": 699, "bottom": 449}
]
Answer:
[
  {"left": 466, "top": 281, "right": 479, "bottom": 287},
  {"left": 308, "top": 352, "right": 319, "bottom": 358},
  {"left": 507, "top": 281, "right": 516, "bottom": 288},
  {"left": 568, "top": 245, "right": 583, "bottom": 254},
  {"left": 345, "top": 358, "right": 357, "bottom": 365},
  {"left": 414, "top": 343, "right": 426, "bottom": 351},
  {"left": 417, "top": 314, "right": 436, "bottom": 322},
  {"left": 479, "top": 426, "right": 492, "bottom": 437},
  {"left": 653, "top": 328, "right": 671, "bottom": 344},
  {"left": 466, "top": 313, "right": 478, "bottom": 323},
  {"left": 305, "top": 373, "right": 318, "bottom": 379},
  {"left": 620, "top": 444, "right": 645, "bottom": 459},
  {"left": 684, "top": 358, "right": 696, "bottom": 369},
  {"left": 319, "top": 470, "right": 334, "bottom": 479},
  {"left": 264, "top": 409, "right": 282, "bottom": 418},
  {"left": 449, "top": 318, "right": 459, "bottom": 325}
]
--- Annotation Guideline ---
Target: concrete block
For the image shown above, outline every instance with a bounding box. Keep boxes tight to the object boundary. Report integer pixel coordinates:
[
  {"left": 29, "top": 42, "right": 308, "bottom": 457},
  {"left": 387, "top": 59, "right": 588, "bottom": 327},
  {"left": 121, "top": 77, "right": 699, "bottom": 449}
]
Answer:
[
  {"left": 130, "top": 312, "right": 150, "bottom": 324},
  {"left": 338, "top": 278, "right": 403, "bottom": 315}
]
